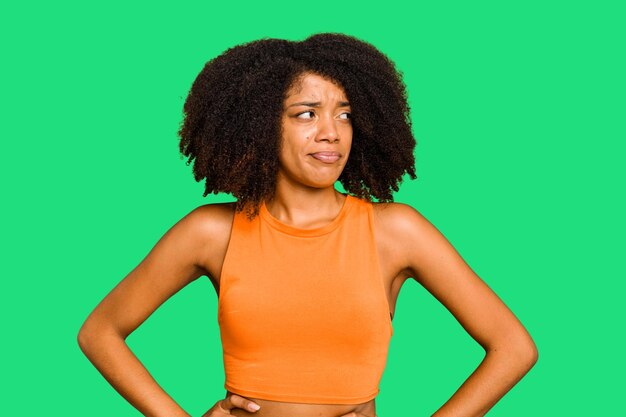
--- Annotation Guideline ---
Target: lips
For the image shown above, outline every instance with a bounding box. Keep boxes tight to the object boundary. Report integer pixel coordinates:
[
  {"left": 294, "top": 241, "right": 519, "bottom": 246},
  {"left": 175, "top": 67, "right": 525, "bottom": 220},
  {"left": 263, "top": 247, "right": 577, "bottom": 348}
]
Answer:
[{"left": 309, "top": 152, "right": 341, "bottom": 163}]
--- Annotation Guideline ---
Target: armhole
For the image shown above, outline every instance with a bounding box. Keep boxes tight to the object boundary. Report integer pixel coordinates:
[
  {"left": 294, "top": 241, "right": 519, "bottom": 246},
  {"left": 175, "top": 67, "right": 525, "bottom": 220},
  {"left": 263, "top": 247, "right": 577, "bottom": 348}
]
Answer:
[
  {"left": 366, "top": 202, "right": 394, "bottom": 337},
  {"left": 217, "top": 203, "right": 238, "bottom": 302}
]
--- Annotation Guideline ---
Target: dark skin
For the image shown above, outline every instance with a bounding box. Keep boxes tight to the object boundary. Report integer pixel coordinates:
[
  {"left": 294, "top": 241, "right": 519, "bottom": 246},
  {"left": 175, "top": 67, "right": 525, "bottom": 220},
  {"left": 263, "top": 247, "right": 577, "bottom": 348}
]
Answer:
[{"left": 78, "top": 73, "right": 537, "bottom": 417}]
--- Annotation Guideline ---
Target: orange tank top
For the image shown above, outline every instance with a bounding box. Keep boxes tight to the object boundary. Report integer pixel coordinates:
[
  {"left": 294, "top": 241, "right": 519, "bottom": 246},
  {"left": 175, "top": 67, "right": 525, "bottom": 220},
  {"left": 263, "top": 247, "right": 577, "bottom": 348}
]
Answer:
[{"left": 217, "top": 193, "right": 394, "bottom": 404}]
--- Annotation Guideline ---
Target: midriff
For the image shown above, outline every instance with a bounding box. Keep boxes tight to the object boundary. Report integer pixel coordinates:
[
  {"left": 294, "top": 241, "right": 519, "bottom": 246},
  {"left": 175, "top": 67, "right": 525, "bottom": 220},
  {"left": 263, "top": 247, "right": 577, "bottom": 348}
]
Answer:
[{"left": 226, "top": 390, "right": 377, "bottom": 417}]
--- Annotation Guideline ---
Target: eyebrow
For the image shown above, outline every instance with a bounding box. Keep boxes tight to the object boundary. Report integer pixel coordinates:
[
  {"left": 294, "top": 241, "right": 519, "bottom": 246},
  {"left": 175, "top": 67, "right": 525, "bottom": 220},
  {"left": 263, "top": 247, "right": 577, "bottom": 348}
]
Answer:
[{"left": 287, "top": 101, "right": 351, "bottom": 108}]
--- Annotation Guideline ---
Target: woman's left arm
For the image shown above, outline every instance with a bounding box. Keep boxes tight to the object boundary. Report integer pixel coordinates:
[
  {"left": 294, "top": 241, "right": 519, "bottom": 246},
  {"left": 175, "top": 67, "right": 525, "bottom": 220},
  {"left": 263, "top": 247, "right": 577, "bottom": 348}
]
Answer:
[{"left": 386, "top": 203, "right": 538, "bottom": 417}]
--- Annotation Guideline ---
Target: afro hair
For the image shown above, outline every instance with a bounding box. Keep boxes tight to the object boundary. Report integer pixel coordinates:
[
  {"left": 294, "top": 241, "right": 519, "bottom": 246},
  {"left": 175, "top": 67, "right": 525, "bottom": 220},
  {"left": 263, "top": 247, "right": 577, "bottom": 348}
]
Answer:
[{"left": 178, "top": 32, "right": 417, "bottom": 219}]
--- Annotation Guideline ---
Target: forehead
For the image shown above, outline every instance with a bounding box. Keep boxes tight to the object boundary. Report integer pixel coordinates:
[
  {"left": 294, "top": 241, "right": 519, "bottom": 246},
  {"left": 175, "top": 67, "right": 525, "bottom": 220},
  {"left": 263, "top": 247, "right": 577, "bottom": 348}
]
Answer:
[{"left": 286, "top": 72, "right": 347, "bottom": 99}]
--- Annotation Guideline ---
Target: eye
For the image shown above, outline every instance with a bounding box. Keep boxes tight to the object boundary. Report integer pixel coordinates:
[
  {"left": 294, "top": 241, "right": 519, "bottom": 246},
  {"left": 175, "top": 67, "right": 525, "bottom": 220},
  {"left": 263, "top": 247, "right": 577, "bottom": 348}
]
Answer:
[
  {"left": 339, "top": 112, "right": 351, "bottom": 120},
  {"left": 296, "top": 110, "right": 315, "bottom": 119}
]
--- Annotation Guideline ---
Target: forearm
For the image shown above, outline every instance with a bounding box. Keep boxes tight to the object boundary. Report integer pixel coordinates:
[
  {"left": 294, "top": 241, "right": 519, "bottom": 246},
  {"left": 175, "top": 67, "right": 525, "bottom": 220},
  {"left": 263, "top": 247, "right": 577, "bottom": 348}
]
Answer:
[
  {"left": 431, "top": 345, "right": 538, "bottom": 417},
  {"left": 78, "top": 327, "right": 191, "bottom": 417}
]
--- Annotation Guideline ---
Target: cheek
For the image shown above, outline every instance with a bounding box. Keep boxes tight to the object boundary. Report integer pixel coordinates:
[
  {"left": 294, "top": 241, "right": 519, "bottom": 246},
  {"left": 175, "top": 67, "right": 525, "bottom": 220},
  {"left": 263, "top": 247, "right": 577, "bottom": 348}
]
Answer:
[
  {"left": 340, "top": 123, "right": 353, "bottom": 139},
  {"left": 278, "top": 137, "right": 304, "bottom": 170},
  {"left": 343, "top": 130, "right": 353, "bottom": 149}
]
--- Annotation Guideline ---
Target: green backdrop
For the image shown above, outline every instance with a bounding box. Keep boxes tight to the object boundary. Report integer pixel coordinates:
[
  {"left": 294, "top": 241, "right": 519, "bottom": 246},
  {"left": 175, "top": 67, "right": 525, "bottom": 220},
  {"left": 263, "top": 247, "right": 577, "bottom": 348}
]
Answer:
[{"left": 2, "top": 1, "right": 624, "bottom": 416}]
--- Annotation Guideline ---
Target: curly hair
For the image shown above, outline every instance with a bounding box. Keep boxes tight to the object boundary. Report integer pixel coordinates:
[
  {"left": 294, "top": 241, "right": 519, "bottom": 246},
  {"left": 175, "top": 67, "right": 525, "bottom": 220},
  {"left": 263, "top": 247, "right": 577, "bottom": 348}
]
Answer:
[{"left": 178, "top": 32, "right": 417, "bottom": 219}]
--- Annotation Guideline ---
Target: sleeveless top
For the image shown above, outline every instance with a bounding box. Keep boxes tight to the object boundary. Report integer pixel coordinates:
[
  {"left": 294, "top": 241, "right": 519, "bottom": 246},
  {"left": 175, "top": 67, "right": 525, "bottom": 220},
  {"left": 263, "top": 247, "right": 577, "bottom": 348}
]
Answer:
[{"left": 217, "top": 193, "right": 394, "bottom": 404}]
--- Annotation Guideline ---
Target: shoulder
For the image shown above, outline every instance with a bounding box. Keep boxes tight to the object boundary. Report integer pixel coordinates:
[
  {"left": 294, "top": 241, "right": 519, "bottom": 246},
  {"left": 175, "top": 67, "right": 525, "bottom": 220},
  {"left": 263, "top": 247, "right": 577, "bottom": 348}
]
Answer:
[
  {"left": 371, "top": 200, "right": 446, "bottom": 275},
  {"left": 173, "top": 201, "right": 237, "bottom": 280},
  {"left": 181, "top": 201, "right": 236, "bottom": 244},
  {"left": 162, "top": 201, "right": 236, "bottom": 261},
  {"left": 185, "top": 201, "right": 236, "bottom": 228},
  {"left": 371, "top": 200, "right": 430, "bottom": 235}
]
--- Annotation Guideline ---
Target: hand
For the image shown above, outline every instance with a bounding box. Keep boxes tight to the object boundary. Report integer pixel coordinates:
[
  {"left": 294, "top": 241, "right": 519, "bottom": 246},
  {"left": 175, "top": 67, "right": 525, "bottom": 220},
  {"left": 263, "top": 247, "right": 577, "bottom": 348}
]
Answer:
[{"left": 201, "top": 394, "right": 261, "bottom": 416}]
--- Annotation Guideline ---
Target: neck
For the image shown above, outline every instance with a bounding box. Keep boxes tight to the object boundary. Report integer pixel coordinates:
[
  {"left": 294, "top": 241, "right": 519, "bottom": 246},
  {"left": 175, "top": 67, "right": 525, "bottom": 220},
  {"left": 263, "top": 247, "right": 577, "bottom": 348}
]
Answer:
[{"left": 265, "top": 178, "right": 346, "bottom": 228}]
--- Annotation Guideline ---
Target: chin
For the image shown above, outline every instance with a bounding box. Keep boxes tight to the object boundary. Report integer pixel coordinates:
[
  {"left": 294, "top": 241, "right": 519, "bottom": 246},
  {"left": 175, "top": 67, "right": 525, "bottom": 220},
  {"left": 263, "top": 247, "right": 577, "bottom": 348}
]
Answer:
[
  {"left": 305, "top": 181, "right": 339, "bottom": 189},
  {"left": 302, "top": 176, "right": 342, "bottom": 189},
  {"left": 280, "top": 165, "right": 345, "bottom": 189}
]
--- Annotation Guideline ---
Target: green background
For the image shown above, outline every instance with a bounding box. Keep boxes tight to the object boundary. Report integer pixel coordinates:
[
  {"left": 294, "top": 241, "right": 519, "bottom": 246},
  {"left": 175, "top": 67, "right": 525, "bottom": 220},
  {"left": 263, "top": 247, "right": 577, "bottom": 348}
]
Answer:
[{"left": 2, "top": 1, "right": 624, "bottom": 415}]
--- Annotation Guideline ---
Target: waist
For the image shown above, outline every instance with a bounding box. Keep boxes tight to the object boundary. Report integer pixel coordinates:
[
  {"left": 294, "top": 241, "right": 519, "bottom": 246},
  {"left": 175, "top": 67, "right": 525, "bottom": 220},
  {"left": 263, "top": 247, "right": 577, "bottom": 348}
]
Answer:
[{"left": 226, "top": 391, "right": 377, "bottom": 417}]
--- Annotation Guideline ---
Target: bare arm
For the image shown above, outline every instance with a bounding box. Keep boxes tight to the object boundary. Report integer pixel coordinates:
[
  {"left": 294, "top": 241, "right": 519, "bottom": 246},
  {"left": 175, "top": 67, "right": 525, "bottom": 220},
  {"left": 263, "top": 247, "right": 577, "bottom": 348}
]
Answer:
[
  {"left": 77, "top": 205, "right": 223, "bottom": 417},
  {"left": 383, "top": 204, "right": 538, "bottom": 417}
]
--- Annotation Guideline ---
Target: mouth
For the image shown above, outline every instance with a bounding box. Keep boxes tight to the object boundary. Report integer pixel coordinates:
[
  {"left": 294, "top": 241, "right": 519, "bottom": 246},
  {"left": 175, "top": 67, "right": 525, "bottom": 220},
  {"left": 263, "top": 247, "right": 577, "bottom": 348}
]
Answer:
[{"left": 308, "top": 152, "right": 341, "bottom": 163}]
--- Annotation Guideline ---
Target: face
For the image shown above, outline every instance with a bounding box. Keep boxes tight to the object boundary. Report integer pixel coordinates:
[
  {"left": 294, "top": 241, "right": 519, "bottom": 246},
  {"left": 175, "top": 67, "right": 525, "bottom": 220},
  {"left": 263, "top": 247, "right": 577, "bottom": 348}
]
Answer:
[{"left": 277, "top": 72, "right": 353, "bottom": 190}]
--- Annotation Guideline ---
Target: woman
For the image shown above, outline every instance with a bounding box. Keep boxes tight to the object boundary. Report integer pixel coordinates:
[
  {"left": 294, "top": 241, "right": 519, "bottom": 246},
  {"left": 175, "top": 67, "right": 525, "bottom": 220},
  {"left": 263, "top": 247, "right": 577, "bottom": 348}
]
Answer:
[{"left": 78, "top": 33, "right": 538, "bottom": 417}]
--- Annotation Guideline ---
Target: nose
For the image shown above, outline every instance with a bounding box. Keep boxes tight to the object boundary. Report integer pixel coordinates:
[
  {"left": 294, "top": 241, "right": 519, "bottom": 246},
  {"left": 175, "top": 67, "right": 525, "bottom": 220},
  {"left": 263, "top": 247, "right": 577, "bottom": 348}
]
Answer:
[{"left": 315, "top": 113, "right": 340, "bottom": 143}]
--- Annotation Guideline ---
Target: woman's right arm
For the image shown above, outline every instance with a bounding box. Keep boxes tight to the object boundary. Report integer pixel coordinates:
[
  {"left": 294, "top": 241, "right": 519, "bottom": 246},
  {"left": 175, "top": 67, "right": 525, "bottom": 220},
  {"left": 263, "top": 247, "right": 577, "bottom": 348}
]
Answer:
[{"left": 77, "top": 205, "right": 223, "bottom": 417}]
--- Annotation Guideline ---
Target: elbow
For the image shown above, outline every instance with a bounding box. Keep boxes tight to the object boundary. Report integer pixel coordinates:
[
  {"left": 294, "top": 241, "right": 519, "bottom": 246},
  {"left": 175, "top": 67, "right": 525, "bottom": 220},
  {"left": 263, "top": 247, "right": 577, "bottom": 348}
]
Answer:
[
  {"left": 76, "top": 317, "right": 120, "bottom": 355},
  {"left": 525, "top": 338, "right": 539, "bottom": 368},
  {"left": 515, "top": 326, "right": 539, "bottom": 368},
  {"left": 486, "top": 332, "right": 539, "bottom": 370},
  {"left": 510, "top": 335, "right": 539, "bottom": 371},
  {"left": 77, "top": 320, "right": 94, "bottom": 354}
]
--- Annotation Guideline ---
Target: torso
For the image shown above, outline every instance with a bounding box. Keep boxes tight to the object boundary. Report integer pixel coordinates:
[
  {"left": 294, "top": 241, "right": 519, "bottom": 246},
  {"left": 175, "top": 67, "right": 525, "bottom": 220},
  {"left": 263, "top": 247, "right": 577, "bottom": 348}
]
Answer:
[{"left": 195, "top": 199, "right": 411, "bottom": 417}]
